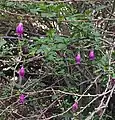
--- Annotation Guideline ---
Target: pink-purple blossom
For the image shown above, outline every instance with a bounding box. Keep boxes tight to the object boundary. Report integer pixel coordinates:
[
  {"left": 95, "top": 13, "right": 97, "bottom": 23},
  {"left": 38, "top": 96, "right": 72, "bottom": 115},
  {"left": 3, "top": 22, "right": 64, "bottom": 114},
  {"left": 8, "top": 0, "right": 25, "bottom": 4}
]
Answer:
[
  {"left": 19, "top": 94, "right": 25, "bottom": 104},
  {"left": 89, "top": 50, "right": 95, "bottom": 60},
  {"left": 72, "top": 102, "right": 78, "bottom": 112},
  {"left": 16, "top": 22, "right": 24, "bottom": 37},
  {"left": 18, "top": 66, "right": 25, "bottom": 78},
  {"left": 75, "top": 54, "right": 81, "bottom": 64}
]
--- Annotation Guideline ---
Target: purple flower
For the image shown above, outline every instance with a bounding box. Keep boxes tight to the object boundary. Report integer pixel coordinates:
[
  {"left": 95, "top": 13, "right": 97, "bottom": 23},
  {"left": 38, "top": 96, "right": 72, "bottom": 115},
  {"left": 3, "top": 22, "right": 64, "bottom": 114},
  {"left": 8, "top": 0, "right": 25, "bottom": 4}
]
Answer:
[
  {"left": 111, "top": 77, "right": 115, "bottom": 86},
  {"left": 89, "top": 50, "right": 95, "bottom": 60},
  {"left": 75, "top": 54, "right": 81, "bottom": 64},
  {"left": 19, "top": 94, "right": 25, "bottom": 104},
  {"left": 16, "top": 22, "right": 24, "bottom": 37},
  {"left": 18, "top": 66, "right": 25, "bottom": 78},
  {"left": 72, "top": 102, "right": 78, "bottom": 112}
]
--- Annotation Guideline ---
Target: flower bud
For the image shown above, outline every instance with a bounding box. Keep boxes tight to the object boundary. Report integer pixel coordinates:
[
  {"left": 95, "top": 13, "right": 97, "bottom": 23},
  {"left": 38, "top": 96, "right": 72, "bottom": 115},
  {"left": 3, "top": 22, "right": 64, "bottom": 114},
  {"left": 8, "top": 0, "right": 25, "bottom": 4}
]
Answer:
[
  {"left": 72, "top": 102, "right": 78, "bottom": 112},
  {"left": 75, "top": 54, "right": 81, "bottom": 64},
  {"left": 19, "top": 94, "right": 25, "bottom": 104},
  {"left": 111, "top": 77, "right": 115, "bottom": 86},
  {"left": 16, "top": 22, "right": 24, "bottom": 37},
  {"left": 22, "top": 46, "right": 29, "bottom": 54},
  {"left": 19, "top": 66, "right": 25, "bottom": 78},
  {"left": 89, "top": 50, "right": 95, "bottom": 60}
]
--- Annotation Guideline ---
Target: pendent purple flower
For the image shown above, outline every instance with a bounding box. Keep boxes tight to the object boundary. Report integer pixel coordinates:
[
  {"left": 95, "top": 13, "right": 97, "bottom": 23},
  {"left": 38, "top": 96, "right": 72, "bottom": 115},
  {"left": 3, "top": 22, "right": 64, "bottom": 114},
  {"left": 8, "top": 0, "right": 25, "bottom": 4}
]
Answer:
[
  {"left": 18, "top": 66, "right": 25, "bottom": 78},
  {"left": 16, "top": 22, "right": 24, "bottom": 38},
  {"left": 72, "top": 102, "right": 78, "bottom": 112},
  {"left": 89, "top": 50, "right": 95, "bottom": 61},
  {"left": 19, "top": 94, "right": 25, "bottom": 104},
  {"left": 75, "top": 53, "right": 81, "bottom": 64}
]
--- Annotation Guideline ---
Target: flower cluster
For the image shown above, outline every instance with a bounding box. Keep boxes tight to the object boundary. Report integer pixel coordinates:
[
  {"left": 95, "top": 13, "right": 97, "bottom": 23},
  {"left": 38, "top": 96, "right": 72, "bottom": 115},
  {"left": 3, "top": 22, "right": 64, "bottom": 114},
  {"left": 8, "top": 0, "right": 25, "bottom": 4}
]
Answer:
[
  {"left": 75, "top": 50, "right": 95, "bottom": 64},
  {"left": 16, "top": 22, "right": 95, "bottom": 109},
  {"left": 16, "top": 23, "right": 26, "bottom": 103},
  {"left": 16, "top": 23, "right": 25, "bottom": 79}
]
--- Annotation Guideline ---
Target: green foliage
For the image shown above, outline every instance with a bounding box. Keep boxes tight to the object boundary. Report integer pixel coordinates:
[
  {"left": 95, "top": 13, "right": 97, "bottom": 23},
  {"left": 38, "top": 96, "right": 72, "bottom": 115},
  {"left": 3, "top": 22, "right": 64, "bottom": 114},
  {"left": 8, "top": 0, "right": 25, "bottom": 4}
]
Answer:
[{"left": 0, "top": 1, "right": 114, "bottom": 120}]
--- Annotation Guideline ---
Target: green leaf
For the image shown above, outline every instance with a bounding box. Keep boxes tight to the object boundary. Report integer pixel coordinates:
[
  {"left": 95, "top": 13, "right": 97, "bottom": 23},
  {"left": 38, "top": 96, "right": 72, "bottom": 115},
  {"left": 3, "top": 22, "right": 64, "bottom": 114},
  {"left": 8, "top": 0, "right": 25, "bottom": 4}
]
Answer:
[
  {"left": 57, "top": 44, "right": 66, "bottom": 50},
  {"left": 6, "top": 2, "right": 14, "bottom": 6},
  {"left": 47, "top": 29, "right": 55, "bottom": 38},
  {"left": 30, "top": 8, "right": 40, "bottom": 14},
  {"left": 41, "top": 13, "right": 56, "bottom": 18},
  {"left": 112, "top": 74, "right": 115, "bottom": 78},
  {"left": 52, "top": 95, "right": 58, "bottom": 100},
  {"left": 0, "top": 72, "right": 4, "bottom": 76},
  {"left": 95, "top": 5, "right": 108, "bottom": 11},
  {"left": 0, "top": 39, "right": 6, "bottom": 48}
]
